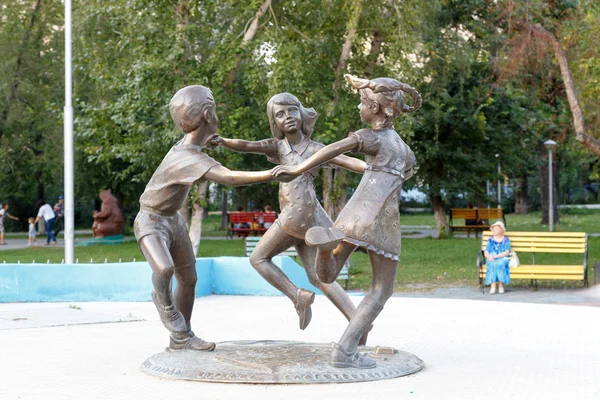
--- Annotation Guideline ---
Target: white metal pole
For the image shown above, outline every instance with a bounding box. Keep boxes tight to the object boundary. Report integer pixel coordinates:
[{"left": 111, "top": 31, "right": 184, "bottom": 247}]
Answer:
[
  {"left": 64, "top": 0, "right": 74, "bottom": 263},
  {"left": 548, "top": 148, "right": 553, "bottom": 232},
  {"left": 497, "top": 161, "right": 501, "bottom": 209}
]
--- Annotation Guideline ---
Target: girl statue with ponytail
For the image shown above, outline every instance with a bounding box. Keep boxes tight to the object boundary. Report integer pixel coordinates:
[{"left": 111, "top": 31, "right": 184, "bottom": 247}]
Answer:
[{"left": 273, "top": 75, "right": 421, "bottom": 369}]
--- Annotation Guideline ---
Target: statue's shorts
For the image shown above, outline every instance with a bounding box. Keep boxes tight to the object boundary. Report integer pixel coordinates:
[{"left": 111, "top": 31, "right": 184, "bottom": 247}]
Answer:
[{"left": 134, "top": 209, "right": 189, "bottom": 248}]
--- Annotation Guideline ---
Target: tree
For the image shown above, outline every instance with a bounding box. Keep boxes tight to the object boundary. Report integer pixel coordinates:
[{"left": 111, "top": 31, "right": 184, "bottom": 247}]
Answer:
[{"left": 0, "top": 0, "right": 65, "bottom": 226}]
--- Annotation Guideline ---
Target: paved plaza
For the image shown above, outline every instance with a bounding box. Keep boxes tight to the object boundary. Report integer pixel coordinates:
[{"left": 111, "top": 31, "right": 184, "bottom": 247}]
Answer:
[{"left": 1, "top": 289, "right": 600, "bottom": 400}]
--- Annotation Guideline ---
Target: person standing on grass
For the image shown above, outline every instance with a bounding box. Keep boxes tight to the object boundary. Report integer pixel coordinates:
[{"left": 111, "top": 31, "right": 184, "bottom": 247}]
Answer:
[
  {"left": 484, "top": 221, "right": 511, "bottom": 294},
  {"left": 53, "top": 196, "right": 64, "bottom": 237},
  {"left": 0, "top": 203, "right": 20, "bottom": 245},
  {"left": 34, "top": 200, "right": 57, "bottom": 245}
]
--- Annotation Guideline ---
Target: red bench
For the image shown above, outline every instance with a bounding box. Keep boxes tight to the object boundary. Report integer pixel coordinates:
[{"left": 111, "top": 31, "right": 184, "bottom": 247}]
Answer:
[
  {"left": 252, "top": 212, "right": 278, "bottom": 235},
  {"left": 227, "top": 212, "right": 254, "bottom": 238}
]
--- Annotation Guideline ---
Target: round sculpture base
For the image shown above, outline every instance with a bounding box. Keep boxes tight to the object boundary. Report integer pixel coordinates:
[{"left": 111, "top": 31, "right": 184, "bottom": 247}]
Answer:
[{"left": 141, "top": 340, "right": 424, "bottom": 384}]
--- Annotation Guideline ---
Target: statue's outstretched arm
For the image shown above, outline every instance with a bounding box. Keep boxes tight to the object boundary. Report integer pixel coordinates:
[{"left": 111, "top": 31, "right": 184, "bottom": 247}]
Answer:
[
  {"left": 272, "top": 137, "right": 359, "bottom": 176},
  {"left": 329, "top": 154, "right": 366, "bottom": 174},
  {"left": 204, "top": 164, "right": 291, "bottom": 187},
  {"left": 217, "top": 137, "right": 271, "bottom": 155}
]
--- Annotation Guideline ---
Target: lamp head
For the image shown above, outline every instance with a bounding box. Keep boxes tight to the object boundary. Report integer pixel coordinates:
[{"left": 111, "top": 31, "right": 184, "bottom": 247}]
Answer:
[{"left": 544, "top": 139, "right": 557, "bottom": 150}]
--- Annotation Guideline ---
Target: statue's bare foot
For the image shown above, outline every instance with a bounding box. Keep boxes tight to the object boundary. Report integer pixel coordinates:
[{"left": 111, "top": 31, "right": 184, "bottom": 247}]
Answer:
[
  {"left": 170, "top": 331, "right": 216, "bottom": 351},
  {"left": 358, "top": 324, "right": 373, "bottom": 347},
  {"left": 330, "top": 342, "right": 376, "bottom": 369},
  {"left": 305, "top": 227, "right": 345, "bottom": 251},
  {"left": 295, "top": 288, "right": 315, "bottom": 330},
  {"left": 152, "top": 291, "right": 188, "bottom": 334}
]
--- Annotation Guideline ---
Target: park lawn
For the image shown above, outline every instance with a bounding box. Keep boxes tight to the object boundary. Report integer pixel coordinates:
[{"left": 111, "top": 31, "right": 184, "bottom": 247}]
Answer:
[
  {"left": 0, "top": 240, "right": 245, "bottom": 264},
  {"left": 3, "top": 237, "right": 597, "bottom": 292},
  {"left": 348, "top": 237, "right": 600, "bottom": 291}
]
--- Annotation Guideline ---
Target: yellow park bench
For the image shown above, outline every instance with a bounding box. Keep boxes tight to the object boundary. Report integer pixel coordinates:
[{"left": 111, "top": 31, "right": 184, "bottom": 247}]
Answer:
[
  {"left": 477, "top": 231, "right": 589, "bottom": 289},
  {"left": 450, "top": 208, "right": 505, "bottom": 238}
]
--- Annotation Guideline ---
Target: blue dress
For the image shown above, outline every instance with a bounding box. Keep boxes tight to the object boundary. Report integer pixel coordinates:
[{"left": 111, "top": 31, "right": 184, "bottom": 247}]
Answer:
[{"left": 485, "top": 236, "right": 511, "bottom": 285}]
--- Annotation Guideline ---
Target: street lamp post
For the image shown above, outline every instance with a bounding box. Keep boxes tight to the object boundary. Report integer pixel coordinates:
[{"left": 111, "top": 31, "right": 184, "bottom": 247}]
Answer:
[
  {"left": 64, "top": 0, "right": 74, "bottom": 263},
  {"left": 544, "top": 140, "right": 557, "bottom": 232},
  {"left": 495, "top": 154, "right": 501, "bottom": 209}
]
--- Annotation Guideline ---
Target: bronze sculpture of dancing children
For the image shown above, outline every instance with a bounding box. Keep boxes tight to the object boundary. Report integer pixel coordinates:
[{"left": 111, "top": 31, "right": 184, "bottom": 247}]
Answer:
[
  {"left": 273, "top": 75, "right": 421, "bottom": 368},
  {"left": 213, "top": 93, "right": 368, "bottom": 339}
]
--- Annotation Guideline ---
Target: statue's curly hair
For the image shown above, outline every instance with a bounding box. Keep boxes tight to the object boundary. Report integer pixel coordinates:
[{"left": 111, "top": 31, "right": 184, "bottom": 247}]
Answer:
[{"left": 344, "top": 74, "right": 422, "bottom": 121}]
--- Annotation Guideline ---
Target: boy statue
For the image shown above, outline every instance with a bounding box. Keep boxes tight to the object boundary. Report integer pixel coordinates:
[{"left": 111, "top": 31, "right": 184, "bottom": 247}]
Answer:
[{"left": 135, "top": 85, "right": 285, "bottom": 351}]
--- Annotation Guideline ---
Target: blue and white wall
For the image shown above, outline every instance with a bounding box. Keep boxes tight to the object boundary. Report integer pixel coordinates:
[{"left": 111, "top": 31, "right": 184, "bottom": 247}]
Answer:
[{"left": 0, "top": 257, "right": 321, "bottom": 302}]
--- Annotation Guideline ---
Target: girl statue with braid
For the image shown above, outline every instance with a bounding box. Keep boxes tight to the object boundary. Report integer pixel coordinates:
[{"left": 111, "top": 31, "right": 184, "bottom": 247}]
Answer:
[
  {"left": 212, "top": 93, "right": 369, "bottom": 340},
  {"left": 273, "top": 75, "right": 421, "bottom": 369}
]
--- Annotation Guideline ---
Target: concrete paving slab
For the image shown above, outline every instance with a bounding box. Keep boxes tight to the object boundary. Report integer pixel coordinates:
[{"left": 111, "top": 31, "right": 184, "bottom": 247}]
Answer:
[
  {"left": 0, "top": 303, "right": 142, "bottom": 329},
  {"left": 0, "top": 295, "right": 599, "bottom": 399}
]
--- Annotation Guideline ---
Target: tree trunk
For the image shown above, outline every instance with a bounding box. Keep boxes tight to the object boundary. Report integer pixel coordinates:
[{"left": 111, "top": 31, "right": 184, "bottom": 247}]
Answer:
[
  {"left": 539, "top": 150, "right": 560, "bottom": 225},
  {"left": 514, "top": 174, "right": 528, "bottom": 214},
  {"left": 322, "top": 168, "right": 334, "bottom": 217},
  {"left": 332, "top": 169, "right": 348, "bottom": 221},
  {"left": 530, "top": 23, "right": 600, "bottom": 157},
  {"left": 189, "top": 180, "right": 209, "bottom": 256},
  {"left": 330, "top": 0, "right": 362, "bottom": 111},
  {"left": 0, "top": 0, "right": 43, "bottom": 139},
  {"left": 224, "top": 0, "right": 272, "bottom": 87},
  {"left": 178, "top": 200, "right": 190, "bottom": 230},
  {"left": 365, "top": 31, "right": 382, "bottom": 77},
  {"left": 220, "top": 187, "right": 229, "bottom": 230},
  {"left": 430, "top": 192, "right": 450, "bottom": 236}
]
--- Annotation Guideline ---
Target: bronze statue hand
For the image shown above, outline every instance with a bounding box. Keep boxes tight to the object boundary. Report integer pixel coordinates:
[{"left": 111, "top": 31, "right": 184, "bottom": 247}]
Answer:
[
  {"left": 208, "top": 135, "right": 222, "bottom": 148},
  {"left": 271, "top": 165, "right": 301, "bottom": 177},
  {"left": 274, "top": 173, "right": 296, "bottom": 183}
]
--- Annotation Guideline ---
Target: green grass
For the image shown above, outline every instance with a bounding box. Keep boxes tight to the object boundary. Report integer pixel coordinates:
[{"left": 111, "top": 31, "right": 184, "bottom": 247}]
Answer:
[
  {"left": 0, "top": 239, "right": 245, "bottom": 263},
  {"left": 346, "top": 237, "right": 599, "bottom": 291},
  {"left": 3, "top": 210, "right": 599, "bottom": 291}
]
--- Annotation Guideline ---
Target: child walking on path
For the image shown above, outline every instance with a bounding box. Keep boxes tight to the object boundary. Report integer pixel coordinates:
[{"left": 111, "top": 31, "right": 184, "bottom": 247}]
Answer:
[
  {"left": 27, "top": 217, "right": 37, "bottom": 247},
  {"left": 484, "top": 220, "right": 511, "bottom": 294}
]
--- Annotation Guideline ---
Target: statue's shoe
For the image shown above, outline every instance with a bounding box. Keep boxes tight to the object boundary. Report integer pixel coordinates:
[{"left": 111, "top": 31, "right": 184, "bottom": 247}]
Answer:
[
  {"left": 358, "top": 324, "right": 374, "bottom": 347},
  {"left": 152, "top": 291, "right": 188, "bottom": 334},
  {"left": 305, "top": 227, "right": 345, "bottom": 252},
  {"left": 330, "top": 342, "right": 376, "bottom": 369},
  {"left": 170, "top": 331, "right": 216, "bottom": 351},
  {"left": 295, "top": 288, "right": 315, "bottom": 330}
]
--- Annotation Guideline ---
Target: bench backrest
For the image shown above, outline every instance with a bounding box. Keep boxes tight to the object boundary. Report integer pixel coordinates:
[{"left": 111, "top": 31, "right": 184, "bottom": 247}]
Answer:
[
  {"left": 253, "top": 212, "right": 278, "bottom": 224},
  {"left": 228, "top": 212, "right": 254, "bottom": 224},
  {"left": 245, "top": 236, "right": 298, "bottom": 257},
  {"left": 450, "top": 209, "right": 478, "bottom": 220},
  {"left": 480, "top": 231, "right": 587, "bottom": 254},
  {"left": 477, "top": 208, "right": 504, "bottom": 220}
]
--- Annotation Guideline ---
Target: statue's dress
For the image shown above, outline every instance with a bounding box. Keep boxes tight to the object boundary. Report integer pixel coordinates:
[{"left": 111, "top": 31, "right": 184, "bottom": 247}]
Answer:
[
  {"left": 334, "top": 129, "right": 415, "bottom": 261},
  {"left": 258, "top": 136, "right": 334, "bottom": 239}
]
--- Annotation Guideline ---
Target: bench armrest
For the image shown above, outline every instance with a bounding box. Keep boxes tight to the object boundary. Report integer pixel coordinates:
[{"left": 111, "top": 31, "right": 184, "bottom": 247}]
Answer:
[{"left": 476, "top": 250, "right": 485, "bottom": 269}]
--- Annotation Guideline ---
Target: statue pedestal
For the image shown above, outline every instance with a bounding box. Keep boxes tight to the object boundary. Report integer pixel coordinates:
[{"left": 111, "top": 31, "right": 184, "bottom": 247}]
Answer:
[{"left": 141, "top": 340, "right": 424, "bottom": 384}]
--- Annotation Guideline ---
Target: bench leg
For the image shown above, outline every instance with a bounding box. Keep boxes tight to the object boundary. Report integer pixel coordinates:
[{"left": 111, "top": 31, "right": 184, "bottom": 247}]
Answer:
[{"left": 530, "top": 279, "right": 538, "bottom": 291}]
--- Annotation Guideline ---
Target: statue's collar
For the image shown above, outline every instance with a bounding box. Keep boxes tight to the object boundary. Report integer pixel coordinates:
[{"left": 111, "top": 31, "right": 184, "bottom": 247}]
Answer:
[
  {"left": 281, "top": 136, "right": 309, "bottom": 156},
  {"left": 173, "top": 139, "right": 204, "bottom": 152}
]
